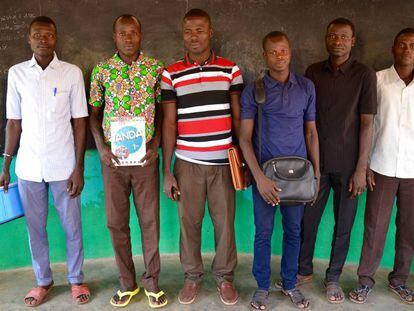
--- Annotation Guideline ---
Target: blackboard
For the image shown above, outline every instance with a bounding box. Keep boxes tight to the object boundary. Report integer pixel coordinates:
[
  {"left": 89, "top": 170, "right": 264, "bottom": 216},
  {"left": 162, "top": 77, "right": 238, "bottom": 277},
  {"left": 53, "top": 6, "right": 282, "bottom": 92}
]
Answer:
[{"left": 0, "top": 0, "right": 412, "bottom": 150}]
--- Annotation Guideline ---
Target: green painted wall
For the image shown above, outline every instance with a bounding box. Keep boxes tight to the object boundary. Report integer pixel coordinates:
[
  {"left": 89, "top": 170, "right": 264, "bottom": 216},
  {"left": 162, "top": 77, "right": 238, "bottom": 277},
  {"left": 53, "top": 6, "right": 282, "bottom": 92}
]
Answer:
[{"left": 1, "top": 150, "right": 413, "bottom": 272}]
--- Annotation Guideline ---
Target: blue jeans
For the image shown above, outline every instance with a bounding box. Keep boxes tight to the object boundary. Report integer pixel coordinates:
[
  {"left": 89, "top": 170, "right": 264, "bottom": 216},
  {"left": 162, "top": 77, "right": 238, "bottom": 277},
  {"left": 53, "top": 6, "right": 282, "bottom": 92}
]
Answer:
[
  {"left": 18, "top": 178, "right": 84, "bottom": 286},
  {"left": 252, "top": 183, "right": 304, "bottom": 291}
]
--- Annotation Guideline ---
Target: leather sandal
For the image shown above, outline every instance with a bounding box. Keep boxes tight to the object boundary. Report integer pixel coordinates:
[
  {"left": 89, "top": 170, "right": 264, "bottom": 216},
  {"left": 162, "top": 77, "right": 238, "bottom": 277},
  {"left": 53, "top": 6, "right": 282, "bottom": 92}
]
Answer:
[{"left": 24, "top": 282, "right": 53, "bottom": 307}]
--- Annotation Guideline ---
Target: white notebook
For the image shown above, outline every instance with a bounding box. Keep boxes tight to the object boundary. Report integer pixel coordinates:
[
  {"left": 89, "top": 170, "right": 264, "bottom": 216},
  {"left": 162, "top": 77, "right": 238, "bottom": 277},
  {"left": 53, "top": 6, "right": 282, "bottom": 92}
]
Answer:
[{"left": 110, "top": 118, "right": 146, "bottom": 166}]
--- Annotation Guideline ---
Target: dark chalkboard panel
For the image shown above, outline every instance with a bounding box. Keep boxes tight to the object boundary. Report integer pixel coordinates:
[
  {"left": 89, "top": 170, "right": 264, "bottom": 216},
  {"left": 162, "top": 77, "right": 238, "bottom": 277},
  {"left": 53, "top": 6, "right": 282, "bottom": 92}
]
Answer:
[{"left": 0, "top": 0, "right": 412, "bottom": 150}]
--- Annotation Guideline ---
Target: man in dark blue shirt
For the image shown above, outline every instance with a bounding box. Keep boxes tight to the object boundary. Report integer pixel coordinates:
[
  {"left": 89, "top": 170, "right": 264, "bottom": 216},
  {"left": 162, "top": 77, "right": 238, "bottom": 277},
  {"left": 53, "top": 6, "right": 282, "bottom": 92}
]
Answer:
[{"left": 239, "top": 31, "right": 320, "bottom": 310}]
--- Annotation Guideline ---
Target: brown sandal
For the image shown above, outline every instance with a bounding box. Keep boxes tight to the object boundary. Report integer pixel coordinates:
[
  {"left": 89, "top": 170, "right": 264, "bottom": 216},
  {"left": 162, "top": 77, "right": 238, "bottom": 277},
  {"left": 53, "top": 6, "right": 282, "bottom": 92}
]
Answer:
[
  {"left": 24, "top": 283, "right": 53, "bottom": 307},
  {"left": 389, "top": 284, "right": 414, "bottom": 304},
  {"left": 349, "top": 284, "right": 371, "bottom": 304},
  {"left": 71, "top": 283, "right": 91, "bottom": 304}
]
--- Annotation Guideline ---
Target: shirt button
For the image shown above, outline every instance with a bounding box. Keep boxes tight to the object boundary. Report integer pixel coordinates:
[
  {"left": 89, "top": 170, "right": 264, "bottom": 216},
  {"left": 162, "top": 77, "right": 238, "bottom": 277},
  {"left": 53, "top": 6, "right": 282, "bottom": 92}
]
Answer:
[{"left": 200, "top": 67, "right": 203, "bottom": 71}]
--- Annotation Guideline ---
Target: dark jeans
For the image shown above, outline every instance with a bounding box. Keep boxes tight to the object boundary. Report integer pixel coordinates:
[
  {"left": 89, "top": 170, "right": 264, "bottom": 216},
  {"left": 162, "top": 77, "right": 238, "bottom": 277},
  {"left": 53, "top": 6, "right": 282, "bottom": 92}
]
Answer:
[
  {"left": 358, "top": 172, "right": 414, "bottom": 288},
  {"left": 252, "top": 183, "right": 304, "bottom": 291},
  {"left": 299, "top": 171, "right": 358, "bottom": 282}
]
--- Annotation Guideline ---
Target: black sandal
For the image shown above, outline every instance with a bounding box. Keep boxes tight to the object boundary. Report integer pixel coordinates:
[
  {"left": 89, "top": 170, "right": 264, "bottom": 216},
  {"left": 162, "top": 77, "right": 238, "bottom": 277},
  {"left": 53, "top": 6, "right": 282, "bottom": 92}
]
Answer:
[
  {"left": 349, "top": 284, "right": 371, "bottom": 304},
  {"left": 282, "top": 288, "right": 310, "bottom": 309},
  {"left": 324, "top": 281, "right": 344, "bottom": 304},
  {"left": 250, "top": 289, "right": 269, "bottom": 310}
]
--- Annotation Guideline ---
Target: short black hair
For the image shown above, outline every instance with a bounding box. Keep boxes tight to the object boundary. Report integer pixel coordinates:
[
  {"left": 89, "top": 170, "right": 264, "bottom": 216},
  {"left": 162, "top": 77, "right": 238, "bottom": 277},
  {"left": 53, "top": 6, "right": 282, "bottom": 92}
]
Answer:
[
  {"left": 29, "top": 16, "right": 57, "bottom": 33},
  {"left": 262, "top": 31, "right": 290, "bottom": 50},
  {"left": 183, "top": 8, "right": 211, "bottom": 26},
  {"left": 113, "top": 14, "right": 141, "bottom": 32},
  {"left": 394, "top": 28, "right": 414, "bottom": 45},
  {"left": 326, "top": 17, "right": 355, "bottom": 36}
]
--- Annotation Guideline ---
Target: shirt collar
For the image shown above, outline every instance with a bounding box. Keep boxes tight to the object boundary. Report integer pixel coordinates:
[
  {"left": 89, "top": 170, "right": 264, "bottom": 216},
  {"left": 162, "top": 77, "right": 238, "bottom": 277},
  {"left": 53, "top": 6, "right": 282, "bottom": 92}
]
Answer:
[
  {"left": 263, "top": 71, "right": 297, "bottom": 88},
  {"left": 387, "top": 65, "right": 414, "bottom": 87},
  {"left": 28, "top": 52, "right": 60, "bottom": 69},
  {"left": 113, "top": 51, "right": 143, "bottom": 66},
  {"left": 185, "top": 50, "right": 216, "bottom": 66},
  {"left": 388, "top": 65, "right": 400, "bottom": 82},
  {"left": 324, "top": 54, "right": 355, "bottom": 74}
]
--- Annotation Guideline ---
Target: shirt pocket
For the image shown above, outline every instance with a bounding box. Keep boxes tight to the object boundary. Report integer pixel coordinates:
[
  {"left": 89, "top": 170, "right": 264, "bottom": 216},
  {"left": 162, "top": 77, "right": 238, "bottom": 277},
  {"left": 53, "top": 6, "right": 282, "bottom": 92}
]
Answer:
[{"left": 50, "top": 86, "right": 71, "bottom": 118}]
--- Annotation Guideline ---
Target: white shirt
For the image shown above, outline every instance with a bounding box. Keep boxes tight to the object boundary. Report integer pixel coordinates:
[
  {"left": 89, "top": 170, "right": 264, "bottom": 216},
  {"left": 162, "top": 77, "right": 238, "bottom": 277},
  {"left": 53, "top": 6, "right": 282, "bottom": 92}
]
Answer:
[
  {"left": 6, "top": 54, "right": 88, "bottom": 182},
  {"left": 369, "top": 65, "right": 414, "bottom": 178}
]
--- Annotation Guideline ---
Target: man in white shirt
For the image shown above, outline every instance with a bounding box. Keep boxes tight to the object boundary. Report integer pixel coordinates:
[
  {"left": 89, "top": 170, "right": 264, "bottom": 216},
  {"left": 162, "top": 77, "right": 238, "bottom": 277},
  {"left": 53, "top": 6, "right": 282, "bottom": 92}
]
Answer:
[
  {"left": 0, "top": 16, "right": 90, "bottom": 307},
  {"left": 349, "top": 28, "right": 414, "bottom": 305}
]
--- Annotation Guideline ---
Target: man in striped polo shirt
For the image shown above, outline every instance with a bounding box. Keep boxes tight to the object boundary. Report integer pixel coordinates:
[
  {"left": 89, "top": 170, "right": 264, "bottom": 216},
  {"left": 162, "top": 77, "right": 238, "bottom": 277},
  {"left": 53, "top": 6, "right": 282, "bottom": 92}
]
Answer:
[{"left": 161, "top": 8, "right": 243, "bottom": 306}]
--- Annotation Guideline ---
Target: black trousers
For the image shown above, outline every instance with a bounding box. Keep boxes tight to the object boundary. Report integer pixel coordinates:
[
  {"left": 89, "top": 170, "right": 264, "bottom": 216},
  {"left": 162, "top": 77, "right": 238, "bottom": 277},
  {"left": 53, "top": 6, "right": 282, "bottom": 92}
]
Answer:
[{"left": 299, "top": 171, "right": 359, "bottom": 282}]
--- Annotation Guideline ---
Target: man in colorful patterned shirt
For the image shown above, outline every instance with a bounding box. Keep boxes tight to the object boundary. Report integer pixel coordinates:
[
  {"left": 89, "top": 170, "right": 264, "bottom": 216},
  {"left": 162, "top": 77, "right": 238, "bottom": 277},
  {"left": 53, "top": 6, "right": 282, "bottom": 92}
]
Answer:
[
  {"left": 161, "top": 9, "right": 243, "bottom": 306},
  {"left": 89, "top": 14, "right": 167, "bottom": 308}
]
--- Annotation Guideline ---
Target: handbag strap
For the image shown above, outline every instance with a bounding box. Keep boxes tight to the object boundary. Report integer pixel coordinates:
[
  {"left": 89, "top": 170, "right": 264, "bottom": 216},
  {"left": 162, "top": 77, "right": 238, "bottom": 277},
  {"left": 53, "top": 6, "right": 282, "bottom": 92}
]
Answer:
[{"left": 254, "top": 78, "right": 266, "bottom": 164}]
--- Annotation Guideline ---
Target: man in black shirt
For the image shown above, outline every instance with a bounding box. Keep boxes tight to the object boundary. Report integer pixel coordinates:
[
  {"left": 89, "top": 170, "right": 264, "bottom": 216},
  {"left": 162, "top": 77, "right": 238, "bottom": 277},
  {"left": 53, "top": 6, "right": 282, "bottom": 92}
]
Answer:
[{"left": 297, "top": 18, "right": 377, "bottom": 304}]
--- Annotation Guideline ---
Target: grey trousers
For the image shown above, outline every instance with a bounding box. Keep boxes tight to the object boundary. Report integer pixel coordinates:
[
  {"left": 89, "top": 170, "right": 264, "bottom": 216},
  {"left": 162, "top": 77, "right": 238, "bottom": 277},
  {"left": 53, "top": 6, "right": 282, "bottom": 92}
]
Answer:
[{"left": 18, "top": 178, "right": 84, "bottom": 286}]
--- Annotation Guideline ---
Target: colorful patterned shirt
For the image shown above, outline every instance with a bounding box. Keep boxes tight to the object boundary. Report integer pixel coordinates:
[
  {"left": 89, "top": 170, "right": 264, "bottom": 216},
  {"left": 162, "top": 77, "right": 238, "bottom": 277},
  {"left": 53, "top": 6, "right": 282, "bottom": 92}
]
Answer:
[{"left": 89, "top": 52, "right": 163, "bottom": 143}]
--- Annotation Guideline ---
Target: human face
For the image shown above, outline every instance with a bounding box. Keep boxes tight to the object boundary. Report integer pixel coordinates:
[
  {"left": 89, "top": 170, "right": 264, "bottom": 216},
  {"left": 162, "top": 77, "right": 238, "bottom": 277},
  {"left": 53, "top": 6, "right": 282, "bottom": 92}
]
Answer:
[
  {"left": 325, "top": 24, "right": 355, "bottom": 59},
  {"left": 182, "top": 17, "right": 212, "bottom": 56},
  {"left": 113, "top": 18, "right": 141, "bottom": 60},
  {"left": 263, "top": 36, "right": 291, "bottom": 74},
  {"left": 28, "top": 22, "right": 57, "bottom": 59},
  {"left": 392, "top": 33, "right": 414, "bottom": 67}
]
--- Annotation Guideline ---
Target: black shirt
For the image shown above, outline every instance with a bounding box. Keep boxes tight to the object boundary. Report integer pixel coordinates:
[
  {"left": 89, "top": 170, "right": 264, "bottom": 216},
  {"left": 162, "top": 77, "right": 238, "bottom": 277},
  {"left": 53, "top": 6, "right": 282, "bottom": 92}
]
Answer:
[{"left": 305, "top": 56, "right": 377, "bottom": 173}]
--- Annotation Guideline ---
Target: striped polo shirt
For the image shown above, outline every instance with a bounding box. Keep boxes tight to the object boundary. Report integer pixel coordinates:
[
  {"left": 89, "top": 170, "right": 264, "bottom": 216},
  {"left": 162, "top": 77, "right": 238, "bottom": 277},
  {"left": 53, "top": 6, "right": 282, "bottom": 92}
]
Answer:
[{"left": 161, "top": 52, "right": 243, "bottom": 165}]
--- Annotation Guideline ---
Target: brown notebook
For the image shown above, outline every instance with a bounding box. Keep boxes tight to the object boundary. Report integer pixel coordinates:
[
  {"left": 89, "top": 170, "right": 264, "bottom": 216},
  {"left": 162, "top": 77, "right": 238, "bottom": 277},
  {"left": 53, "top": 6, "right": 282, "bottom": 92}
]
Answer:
[{"left": 228, "top": 146, "right": 248, "bottom": 191}]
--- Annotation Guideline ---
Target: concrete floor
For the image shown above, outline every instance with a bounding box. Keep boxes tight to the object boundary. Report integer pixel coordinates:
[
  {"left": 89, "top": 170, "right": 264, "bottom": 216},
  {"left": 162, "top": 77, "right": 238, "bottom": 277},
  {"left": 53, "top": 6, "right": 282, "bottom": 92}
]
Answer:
[{"left": 0, "top": 254, "right": 412, "bottom": 311}]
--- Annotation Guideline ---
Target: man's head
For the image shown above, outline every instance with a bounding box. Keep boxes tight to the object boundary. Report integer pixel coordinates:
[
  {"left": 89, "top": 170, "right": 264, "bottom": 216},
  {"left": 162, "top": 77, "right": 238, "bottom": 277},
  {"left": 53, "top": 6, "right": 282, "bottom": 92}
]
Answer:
[
  {"left": 325, "top": 18, "right": 355, "bottom": 59},
  {"left": 28, "top": 16, "right": 57, "bottom": 59},
  {"left": 182, "top": 9, "right": 213, "bottom": 57},
  {"left": 113, "top": 14, "right": 142, "bottom": 59},
  {"left": 262, "top": 31, "right": 291, "bottom": 74},
  {"left": 392, "top": 28, "right": 414, "bottom": 67}
]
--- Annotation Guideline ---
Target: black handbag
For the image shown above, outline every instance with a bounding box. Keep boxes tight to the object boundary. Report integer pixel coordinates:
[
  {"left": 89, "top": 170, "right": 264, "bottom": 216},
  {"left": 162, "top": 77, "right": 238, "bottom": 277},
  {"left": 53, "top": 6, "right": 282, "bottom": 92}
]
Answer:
[{"left": 255, "top": 78, "right": 317, "bottom": 205}]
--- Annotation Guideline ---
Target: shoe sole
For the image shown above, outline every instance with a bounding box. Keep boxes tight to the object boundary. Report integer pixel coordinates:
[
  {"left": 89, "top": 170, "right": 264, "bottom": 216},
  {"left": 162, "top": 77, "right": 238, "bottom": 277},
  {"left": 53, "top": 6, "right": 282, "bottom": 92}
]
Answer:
[
  {"left": 348, "top": 296, "right": 366, "bottom": 304},
  {"left": 250, "top": 302, "right": 267, "bottom": 310},
  {"left": 389, "top": 286, "right": 414, "bottom": 305},
  {"left": 327, "top": 299, "right": 344, "bottom": 304},
  {"left": 178, "top": 295, "right": 196, "bottom": 305}
]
